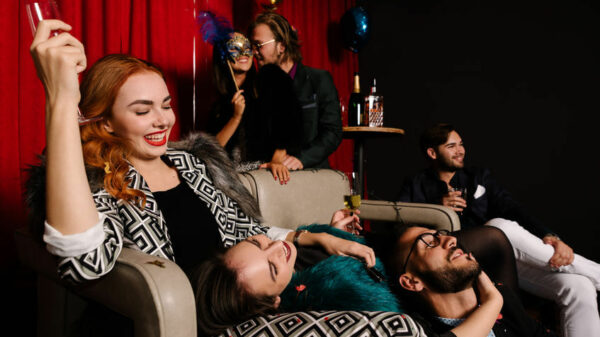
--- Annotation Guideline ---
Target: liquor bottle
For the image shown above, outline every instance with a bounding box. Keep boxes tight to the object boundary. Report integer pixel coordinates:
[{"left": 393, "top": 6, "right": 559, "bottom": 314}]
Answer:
[
  {"left": 365, "top": 78, "right": 384, "bottom": 127},
  {"left": 348, "top": 72, "right": 365, "bottom": 126}
]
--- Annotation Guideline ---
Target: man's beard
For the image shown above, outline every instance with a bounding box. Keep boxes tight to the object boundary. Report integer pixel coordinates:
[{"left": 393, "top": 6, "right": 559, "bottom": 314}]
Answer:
[
  {"left": 416, "top": 248, "right": 481, "bottom": 293},
  {"left": 437, "top": 153, "right": 464, "bottom": 172}
]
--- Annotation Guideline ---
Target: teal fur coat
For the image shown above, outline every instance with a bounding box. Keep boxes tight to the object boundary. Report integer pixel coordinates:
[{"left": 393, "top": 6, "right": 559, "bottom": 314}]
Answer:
[{"left": 279, "top": 225, "right": 403, "bottom": 313}]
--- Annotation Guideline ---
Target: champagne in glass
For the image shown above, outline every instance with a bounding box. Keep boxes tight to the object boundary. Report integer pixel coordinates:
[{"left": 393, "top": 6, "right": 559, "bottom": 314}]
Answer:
[
  {"left": 343, "top": 172, "right": 361, "bottom": 232},
  {"left": 344, "top": 172, "right": 362, "bottom": 212},
  {"left": 343, "top": 193, "right": 361, "bottom": 233},
  {"left": 344, "top": 189, "right": 360, "bottom": 233},
  {"left": 344, "top": 193, "right": 361, "bottom": 213}
]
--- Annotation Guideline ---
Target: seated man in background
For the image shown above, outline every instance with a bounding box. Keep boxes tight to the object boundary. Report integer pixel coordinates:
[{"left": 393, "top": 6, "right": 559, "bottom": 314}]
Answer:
[
  {"left": 389, "top": 225, "right": 557, "bottom": 337},
  {"left": 397, "top": 123, "right": 600, "bottom": 337},
  {"left": 249, "top": 12, "right": 342, "bottom": 170}
]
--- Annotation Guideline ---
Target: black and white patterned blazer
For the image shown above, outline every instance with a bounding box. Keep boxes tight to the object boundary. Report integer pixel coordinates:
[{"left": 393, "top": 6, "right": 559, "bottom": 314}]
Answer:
[{"left": 28, "top": 133, "right": 269, "bottom": 283}]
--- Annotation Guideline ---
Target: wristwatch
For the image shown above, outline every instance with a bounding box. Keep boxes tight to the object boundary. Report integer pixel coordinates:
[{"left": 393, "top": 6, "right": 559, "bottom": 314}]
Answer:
[
  {"left": 293, "top": 230, "right": 308, "bottom": 247},
  {"left": 544, "top": 233, "right": 561, "bottom": 241}
]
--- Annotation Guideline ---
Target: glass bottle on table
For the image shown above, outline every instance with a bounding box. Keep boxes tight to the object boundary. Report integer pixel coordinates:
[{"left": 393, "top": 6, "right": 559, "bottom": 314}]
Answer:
[
  {"left": 348, "top": 72, "right": 365, "bottom": 126},
  {"left": 365, "top": 78, "right": 384, "bottom": 127}
]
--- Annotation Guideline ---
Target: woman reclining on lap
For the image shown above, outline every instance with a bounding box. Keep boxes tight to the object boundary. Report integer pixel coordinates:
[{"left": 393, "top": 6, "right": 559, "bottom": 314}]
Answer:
[{"left": 193, "top": 217, "right": 504, "bottom": 337}]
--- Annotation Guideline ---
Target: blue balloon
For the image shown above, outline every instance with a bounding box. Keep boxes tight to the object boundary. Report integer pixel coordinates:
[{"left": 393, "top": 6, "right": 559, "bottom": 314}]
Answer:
[{"left": 340, "top": 6, "right": 370, "bottom": 53}]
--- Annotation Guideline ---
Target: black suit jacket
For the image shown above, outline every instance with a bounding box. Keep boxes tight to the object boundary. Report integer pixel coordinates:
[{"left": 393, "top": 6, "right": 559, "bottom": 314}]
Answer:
[
  {"left": 397, "top": 167, "right": 553, "bottom": 238},
  {"left": 292, "top": 62, "right": 342, "bottom": 168}
]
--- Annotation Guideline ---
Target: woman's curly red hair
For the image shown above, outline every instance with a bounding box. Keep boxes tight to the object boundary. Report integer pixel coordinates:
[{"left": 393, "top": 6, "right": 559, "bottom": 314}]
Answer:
[{"left": 78, "top": 54, "right": 165, "bottom": 207}]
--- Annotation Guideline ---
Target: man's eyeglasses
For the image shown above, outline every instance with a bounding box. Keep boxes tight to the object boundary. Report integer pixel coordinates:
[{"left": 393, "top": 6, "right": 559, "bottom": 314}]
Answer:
[
  {"left": 252, "top": 39, "right": 275, "bottom": 50},
  {"left": 401, "top": 229, "right": 451, "bottom": 274}
]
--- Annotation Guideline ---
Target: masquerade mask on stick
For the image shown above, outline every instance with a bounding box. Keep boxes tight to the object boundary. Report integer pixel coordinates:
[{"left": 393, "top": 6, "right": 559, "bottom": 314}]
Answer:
[
  {"left": 198, "top": 11, "right": 241, "bottom": 91},
  {"left": 226, "top": 34, "right": 253, "bottom": 60}
]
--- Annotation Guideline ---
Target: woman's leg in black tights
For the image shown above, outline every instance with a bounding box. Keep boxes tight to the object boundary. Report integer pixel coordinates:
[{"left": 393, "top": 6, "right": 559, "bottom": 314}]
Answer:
[{"left": 454, "top": 226, "right": 519, "bottom": 291}]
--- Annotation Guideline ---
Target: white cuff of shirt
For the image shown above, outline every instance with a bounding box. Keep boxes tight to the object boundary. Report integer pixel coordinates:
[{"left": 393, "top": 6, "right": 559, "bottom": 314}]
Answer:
[
  {"left": 266, "top": 226, "right": 293, "bottom": 241},
  {"left": 43, "top": 212, "right": 107, "bottom": 257}
]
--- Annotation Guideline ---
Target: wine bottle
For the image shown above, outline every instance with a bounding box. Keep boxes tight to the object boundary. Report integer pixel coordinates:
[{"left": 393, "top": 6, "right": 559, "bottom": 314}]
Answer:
[{"left": 348, "top": 72, "right": 365, "bottom": 126}]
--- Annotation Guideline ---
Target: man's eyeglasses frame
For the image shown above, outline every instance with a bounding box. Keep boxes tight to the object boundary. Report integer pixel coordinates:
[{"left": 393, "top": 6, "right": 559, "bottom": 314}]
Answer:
[
  {"left": 252, "top": 39, "right": 275, "bottom": 50},
  {"left": 401, "top": 229, "right": 451, "bottom": 274}
]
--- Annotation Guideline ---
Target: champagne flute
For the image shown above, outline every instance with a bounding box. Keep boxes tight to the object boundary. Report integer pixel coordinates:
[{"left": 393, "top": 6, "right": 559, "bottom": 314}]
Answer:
[
  {"left": 26, "top": 1, "right": 60, "bottom": 37},
  {"left": 343, "top": 172, "right": 362, "bottom": 232},
  {"left": 25, "top": 1, "right": 101, "bottom": 125}
]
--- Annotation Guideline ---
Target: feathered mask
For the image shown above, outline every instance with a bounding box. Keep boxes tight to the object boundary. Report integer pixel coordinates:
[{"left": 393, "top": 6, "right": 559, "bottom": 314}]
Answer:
[{"left": 197, "top": 11, "right": 234, "bottom": 62}]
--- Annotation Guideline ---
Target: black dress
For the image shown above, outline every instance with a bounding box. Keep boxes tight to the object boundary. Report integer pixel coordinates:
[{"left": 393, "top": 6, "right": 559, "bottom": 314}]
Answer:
[
  {"left": 207, "top": 64, "right": 303, "bottom": 165},
  {"left": 207, "top": 78, "right": 257, "bottom": 165},
  {"left": 77, "top": 179, "right": 223, "bottom": 337},
  {"left": 153, "top": 181, "right": 222, "bottom": 274}
]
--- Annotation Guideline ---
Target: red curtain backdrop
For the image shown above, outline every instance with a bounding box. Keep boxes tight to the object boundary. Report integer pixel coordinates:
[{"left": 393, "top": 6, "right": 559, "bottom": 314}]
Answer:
[
  {"left": 1, "top": 0, "right": 357, "bottom": 268},
  {"left": 195, "top": 0, "right": 358, "bottom": 172}
]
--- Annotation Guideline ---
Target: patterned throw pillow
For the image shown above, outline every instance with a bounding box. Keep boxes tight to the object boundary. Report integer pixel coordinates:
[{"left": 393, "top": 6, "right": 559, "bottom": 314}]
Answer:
[{"left": 219, "top": 311, "right": 426, "bottom": 337}]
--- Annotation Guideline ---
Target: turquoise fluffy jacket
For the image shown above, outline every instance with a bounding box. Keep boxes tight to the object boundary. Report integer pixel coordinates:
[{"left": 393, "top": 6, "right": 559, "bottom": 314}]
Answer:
[{"left": 278, "top": 225, "right": 403, "bottom": 313}]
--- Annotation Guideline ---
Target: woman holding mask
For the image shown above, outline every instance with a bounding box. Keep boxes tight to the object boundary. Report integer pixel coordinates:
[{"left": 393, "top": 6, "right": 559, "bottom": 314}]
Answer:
[{"left": 207, "top": 32, "right": 302, "bottom": 183}]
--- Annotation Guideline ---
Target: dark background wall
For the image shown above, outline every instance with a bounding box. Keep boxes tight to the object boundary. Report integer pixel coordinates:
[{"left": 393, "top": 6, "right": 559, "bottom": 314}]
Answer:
[{"left": 358, "top": 0, "right": 600, "bottom": 262}]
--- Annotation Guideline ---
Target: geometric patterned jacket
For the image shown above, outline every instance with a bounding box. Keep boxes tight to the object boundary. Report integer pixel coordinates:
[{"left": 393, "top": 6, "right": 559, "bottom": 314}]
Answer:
[{"left": 26, "top": 133, "right": 270, "bottom": 283}]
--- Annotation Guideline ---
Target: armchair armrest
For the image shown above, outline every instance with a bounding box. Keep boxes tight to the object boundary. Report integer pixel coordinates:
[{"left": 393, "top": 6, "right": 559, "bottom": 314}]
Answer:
[
  {"left": 358, "top": 200, "right": 461, "bottom": 232},
  {"left": 15, "top": 227, "right": 197, "bottom": 337}
]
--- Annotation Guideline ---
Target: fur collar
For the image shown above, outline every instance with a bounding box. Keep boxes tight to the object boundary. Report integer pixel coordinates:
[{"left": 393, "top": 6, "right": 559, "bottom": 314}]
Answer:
[
  {"left": 167, "top": 133, "right": 261, "bottom": 221},
  {"left": 25, "top": 132, "right": 261, "bottom": 236}
]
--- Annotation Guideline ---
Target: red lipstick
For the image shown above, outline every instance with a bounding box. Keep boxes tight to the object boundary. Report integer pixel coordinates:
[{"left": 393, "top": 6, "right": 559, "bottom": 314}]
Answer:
[{"left": 144, "top": 131, "right": 167, "bottom": 146}]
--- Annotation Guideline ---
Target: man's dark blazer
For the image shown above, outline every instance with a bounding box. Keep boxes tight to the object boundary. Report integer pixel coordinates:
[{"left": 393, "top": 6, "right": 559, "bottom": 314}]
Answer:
[{"left": 292, "top": 62, "right": 342, "bottom": 168}]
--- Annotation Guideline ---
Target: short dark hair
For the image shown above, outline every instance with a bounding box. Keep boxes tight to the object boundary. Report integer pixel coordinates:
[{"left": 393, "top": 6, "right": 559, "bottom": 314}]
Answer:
[
  {"left": 249, "top": 12, "right": 302, "bottom": 64},
  {"left": 385, "top": 224, "right": 437, "bottom": 315},
  {"left": 419, "top": 123, "right": 457, "bottom": 159},
  {"left": 386, "top": 224, "right": 432, "bottom": 282},
  {"left": 192, "top": 254, "right": 278, "bottom": 335}
]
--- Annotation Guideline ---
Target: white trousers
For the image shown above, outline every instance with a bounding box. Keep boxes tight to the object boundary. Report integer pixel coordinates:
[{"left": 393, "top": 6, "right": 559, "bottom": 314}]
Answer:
[{"left": 486, "top": 218, "right": 600, "bottom": 337}]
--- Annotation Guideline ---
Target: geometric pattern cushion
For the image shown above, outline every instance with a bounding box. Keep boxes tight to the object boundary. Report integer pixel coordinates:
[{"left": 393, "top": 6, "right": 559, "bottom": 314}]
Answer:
[{"left": 219, "top": 311, "right": 426, "bottom": 337}]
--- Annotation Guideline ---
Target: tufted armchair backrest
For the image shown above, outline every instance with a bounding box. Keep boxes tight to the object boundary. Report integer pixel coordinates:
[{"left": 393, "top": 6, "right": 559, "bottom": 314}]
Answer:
[{"left": 238, "top": 169, "right": 350, "bottom": 229}]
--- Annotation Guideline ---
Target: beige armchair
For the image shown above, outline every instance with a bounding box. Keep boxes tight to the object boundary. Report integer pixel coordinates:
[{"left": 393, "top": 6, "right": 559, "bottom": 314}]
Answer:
[{"left": 15, "top": 169, "right": 460, "bottom": 337}]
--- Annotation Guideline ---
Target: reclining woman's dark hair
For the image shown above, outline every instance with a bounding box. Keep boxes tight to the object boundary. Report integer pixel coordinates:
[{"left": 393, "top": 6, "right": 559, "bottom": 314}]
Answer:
[{"left": 192, "top": 254, "right": 278, "bottom": 335}]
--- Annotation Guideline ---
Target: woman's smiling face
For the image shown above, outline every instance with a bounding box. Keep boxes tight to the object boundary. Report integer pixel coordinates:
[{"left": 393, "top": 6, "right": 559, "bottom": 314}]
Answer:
[
  {"left": 104, "top": 71, "right": 175, "bottom": 162},
  {"left": 225, "top": 234, "right": 297, "bottom": 299},
  {"left": 227, "top": 32, "right": 253, "bottom": 73}
]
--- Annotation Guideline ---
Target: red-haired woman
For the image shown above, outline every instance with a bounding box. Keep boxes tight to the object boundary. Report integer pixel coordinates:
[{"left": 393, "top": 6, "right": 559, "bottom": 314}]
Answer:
[{"left": 27, "top": 20, "right": 365, "bottom": 282}]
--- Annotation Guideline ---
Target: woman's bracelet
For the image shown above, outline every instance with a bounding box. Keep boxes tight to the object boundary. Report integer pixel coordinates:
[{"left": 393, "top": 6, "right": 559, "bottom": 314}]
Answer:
[{"left": 293, "top": 230, "right": 308, "bottom": 247}]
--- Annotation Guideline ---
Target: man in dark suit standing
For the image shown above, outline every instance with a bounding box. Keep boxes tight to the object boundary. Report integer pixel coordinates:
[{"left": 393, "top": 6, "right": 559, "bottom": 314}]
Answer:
[{"left": 249, "top": 12, "right": 342, "bottom": 170}]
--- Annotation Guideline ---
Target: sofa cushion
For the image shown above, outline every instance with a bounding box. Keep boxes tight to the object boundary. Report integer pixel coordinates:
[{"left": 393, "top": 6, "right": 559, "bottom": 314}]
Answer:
[
  {"left": 220, "top": 311, "right": 426, "bottom": 337},
  {"left": 239, "top": 169, "right": 350, "bottom": 229}
]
